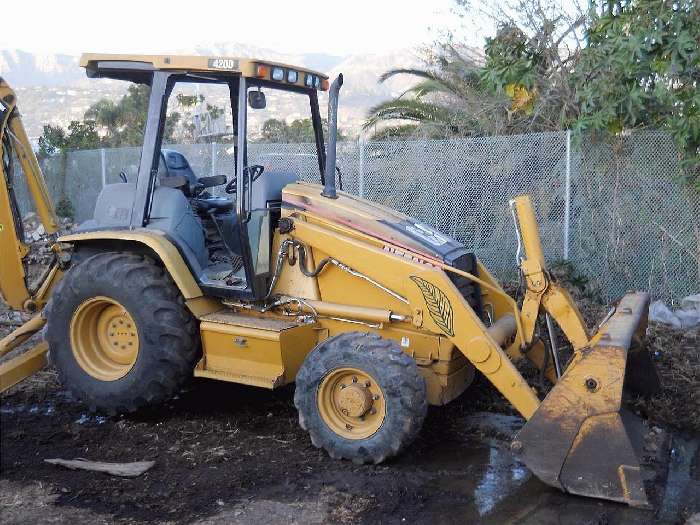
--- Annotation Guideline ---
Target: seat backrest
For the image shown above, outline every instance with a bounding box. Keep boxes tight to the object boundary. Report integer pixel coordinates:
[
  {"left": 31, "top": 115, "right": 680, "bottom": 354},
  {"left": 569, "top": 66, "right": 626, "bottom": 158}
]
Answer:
[
  {"left": 77, "top": 182, "right": 208, "bottom": 271},
  {"left": 162, "top": 149, "right": 198, "bottom": 186}
]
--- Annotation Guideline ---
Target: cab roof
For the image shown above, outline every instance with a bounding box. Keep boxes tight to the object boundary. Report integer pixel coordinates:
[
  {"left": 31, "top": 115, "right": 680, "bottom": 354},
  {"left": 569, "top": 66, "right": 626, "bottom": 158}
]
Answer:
[{"left": 79, "top": 53, "right": 329, "bottom": 90}]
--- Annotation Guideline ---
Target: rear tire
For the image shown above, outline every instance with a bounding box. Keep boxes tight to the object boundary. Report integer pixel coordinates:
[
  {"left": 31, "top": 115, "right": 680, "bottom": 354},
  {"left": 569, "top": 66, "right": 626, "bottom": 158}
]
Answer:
[
  {"left": 294, "top": 332, "right": 427, "bottom": 464},
  {"left": 46, "top": 252, "right": 199, "bottom": 414}
]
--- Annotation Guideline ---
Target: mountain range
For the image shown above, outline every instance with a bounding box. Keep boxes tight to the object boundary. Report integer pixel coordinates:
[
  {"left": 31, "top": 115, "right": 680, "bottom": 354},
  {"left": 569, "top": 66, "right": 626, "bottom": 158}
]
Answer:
[{"left": 1, "top": 44, "right": 425, "bottom": 139}]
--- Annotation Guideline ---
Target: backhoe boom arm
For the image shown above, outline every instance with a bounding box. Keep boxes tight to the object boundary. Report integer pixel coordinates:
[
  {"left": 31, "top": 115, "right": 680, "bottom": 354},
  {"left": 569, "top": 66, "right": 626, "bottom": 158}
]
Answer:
[
  {"left": 0, "top": 77, "right": 61, "bottom": 311},
  {"left": 1, "top": 78, "right": 62, "bottom": 393}
]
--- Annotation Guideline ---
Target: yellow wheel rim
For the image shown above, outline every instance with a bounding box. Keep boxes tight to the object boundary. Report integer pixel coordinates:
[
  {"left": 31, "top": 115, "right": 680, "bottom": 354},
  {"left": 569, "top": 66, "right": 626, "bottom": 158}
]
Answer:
[
  {"left": 317, "top": 367, "right": 386, "bottom": 440},
  {"left": 70, "top": 296, "right": 139, "bottom": 381}
]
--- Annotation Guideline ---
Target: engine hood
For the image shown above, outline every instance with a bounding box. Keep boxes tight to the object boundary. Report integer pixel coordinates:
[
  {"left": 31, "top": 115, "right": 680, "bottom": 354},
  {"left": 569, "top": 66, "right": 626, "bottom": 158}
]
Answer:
[{"left": 282, "top": 182, "right": 468, "bottom": 265}]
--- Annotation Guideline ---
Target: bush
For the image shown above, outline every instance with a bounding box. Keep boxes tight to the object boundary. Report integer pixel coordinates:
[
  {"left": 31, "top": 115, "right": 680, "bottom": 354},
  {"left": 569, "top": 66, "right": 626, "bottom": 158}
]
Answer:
[{"left": 55, "top": 197, "right": 74, "bottom": 221}]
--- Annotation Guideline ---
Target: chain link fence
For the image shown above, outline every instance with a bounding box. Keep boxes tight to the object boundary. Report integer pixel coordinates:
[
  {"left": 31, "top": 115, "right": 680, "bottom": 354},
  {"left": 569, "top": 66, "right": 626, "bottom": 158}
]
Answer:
[{"left": 13, "top": 131, "right": 699, "bottom": 303}]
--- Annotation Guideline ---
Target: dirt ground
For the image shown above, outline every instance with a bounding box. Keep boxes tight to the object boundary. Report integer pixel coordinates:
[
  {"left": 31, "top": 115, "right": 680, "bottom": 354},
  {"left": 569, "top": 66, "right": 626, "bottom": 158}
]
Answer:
[
  {"left": 1, "top": 258, "right": 699, "bottom": 524},
  {"left": 1, "top": 360, "right": 698, "bottom": 524}
]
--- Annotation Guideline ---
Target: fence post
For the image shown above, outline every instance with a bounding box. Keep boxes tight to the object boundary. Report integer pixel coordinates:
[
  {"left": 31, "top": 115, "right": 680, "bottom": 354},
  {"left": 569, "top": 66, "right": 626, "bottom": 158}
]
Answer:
[
  {"left": 358, "top": 135, "right": 365, "bottom": 198},
  {"left": 99, "top": 148, "right": 106, "bottom": 188},
  {"left": 563, "top": 130, "right": 571, "bottom": 260},
  {"left": 211, "top": 142, "right": 217, "bottom": 177}
]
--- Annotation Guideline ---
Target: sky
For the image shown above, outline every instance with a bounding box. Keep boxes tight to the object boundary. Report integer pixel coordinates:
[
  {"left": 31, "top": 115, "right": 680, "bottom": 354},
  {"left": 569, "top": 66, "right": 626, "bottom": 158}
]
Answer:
[{"left": 0, "top": 0, "right": 470, "bottom": 56}]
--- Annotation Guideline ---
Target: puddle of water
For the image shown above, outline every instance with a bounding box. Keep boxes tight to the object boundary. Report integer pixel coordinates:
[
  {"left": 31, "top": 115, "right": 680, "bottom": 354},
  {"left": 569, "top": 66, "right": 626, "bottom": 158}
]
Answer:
[
  {"left": 465, "top": 412, "right": 524, "bottom": 437},
  {"left": 416, "top": 411, "right": 665, "bottom": 524},
  {"left": 474, "top": 444, "right": 531, "bottom": 516},
  {"left": 74, "top": 414, "right": 107, "bottom": 425},
  {"left": 0, "top": 403, "right": 55, "bottom": 416},
  {"left": 0, "top": 403, "right": 26, "bottom": 415},
  {"left": 658, "top": 435, "right": 699, "bottom": 523},
  {"left": 1, "top": 399, "right": 106, "bottom": 424},
  {"left": 419, "top": 434, "right": 532, "bottom": 521}
]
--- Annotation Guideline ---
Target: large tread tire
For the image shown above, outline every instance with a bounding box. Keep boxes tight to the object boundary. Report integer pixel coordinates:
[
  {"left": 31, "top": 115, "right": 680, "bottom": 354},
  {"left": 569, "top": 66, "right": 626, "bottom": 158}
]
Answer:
[
  {"left": 294, "top": 331, "right": 427, "bottom": 464},
  {"left": 46, "top": 252, "right": 199, "bottom": 414}
]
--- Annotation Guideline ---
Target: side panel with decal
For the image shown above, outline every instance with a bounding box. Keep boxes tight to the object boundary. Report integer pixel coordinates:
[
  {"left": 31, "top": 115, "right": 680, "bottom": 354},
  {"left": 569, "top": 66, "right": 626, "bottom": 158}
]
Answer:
[{"left": 410, "top": 276, "right": 455, "bottom": 337}]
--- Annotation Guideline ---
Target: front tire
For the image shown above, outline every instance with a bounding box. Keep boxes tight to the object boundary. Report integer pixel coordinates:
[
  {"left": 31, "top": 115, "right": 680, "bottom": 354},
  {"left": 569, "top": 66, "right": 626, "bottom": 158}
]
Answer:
[
  {"left": 46, "top": 252, "right": 199, "bottom": 414},
  {"left": 294, "top": 332, "right": 427, "bottom": 464}
]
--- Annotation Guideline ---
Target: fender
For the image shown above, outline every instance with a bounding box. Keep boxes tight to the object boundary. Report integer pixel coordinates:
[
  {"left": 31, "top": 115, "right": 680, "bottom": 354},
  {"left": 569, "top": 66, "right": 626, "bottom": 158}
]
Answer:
[{"left": 59, "top": 229, "right": 203, "bottom": 300}]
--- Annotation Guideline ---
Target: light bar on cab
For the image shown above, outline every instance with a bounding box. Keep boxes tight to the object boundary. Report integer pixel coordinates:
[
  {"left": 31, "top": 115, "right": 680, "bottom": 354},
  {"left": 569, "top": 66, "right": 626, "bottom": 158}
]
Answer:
[{"left": 254, "top": 63, "right": 327, "bottom": 90}]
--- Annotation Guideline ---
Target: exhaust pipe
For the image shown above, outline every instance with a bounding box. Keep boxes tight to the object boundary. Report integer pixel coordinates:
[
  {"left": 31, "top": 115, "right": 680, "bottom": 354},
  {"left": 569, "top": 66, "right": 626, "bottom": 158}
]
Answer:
[{"left": 322, "top": 73, "right": 343, "bottom": 199}]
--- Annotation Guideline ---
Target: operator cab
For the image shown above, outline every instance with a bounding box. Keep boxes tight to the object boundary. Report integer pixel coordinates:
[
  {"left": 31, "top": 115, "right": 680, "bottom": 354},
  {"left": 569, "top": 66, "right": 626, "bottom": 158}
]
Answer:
[{"left": 78, "top": 54, "right": 330, "bottom": 300}]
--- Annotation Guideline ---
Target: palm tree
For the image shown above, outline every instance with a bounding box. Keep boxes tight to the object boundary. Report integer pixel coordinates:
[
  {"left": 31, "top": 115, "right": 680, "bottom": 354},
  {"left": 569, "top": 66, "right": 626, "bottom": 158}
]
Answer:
[
  {"left": 363, "top": 47, "right": 510, "bottom": 139},
  {"left": 364, "top": 17, "right": 581, "bottom": 141}
]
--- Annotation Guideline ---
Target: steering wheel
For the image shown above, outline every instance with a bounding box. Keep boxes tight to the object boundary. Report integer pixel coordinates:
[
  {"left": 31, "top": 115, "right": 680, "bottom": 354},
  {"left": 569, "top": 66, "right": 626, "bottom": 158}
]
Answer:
[{"left": 225, "top": 165, "right": 265, "bottom": 194}]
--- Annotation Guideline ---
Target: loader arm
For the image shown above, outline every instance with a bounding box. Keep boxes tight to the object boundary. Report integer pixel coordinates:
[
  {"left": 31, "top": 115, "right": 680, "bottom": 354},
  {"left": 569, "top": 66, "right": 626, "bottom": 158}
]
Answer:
[
  {"left": 1, "top": 78, "right": 63, "bottom": 392},
  {"left": 406, "top": 196, "right": 659, "bottom": 506},
  {"left": 511, "top": 196, "right": 589, "bottom": 351},
  {"left": 506, "top": 195, "right": 660, "bottom": 507}
]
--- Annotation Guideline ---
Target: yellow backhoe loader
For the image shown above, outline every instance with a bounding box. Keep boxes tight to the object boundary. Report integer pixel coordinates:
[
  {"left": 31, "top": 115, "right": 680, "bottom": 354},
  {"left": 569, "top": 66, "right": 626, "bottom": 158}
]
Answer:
[{"left": 0, "top": 55, "right": 661, "bottom": 507}]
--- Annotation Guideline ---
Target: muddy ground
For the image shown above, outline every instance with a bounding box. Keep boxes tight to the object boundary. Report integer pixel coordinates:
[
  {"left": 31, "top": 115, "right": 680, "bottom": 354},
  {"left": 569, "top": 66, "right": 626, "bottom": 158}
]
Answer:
[
  {"left": 1, "top": 361, "right": 699, "bottom": 524},
  {"left": 1, "top": 257, "right": 699, "bottom": 524}
]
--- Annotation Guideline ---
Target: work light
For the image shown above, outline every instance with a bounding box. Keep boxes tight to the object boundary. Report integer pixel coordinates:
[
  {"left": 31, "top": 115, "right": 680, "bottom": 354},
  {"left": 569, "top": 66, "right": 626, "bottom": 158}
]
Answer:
[{"left": 271, "top": 67, "right": 285, "bottom": 81}]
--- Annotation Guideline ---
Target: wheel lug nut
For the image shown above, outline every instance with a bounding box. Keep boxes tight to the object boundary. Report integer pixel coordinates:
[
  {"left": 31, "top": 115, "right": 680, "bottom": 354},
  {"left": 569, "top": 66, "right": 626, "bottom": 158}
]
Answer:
[
  {"left": 352, "top": 376, "right": 357, "bottom": 383},
  {"left": 340, "top": 384, "right": 346, "bottom": 389},
  {"left": 365, "top": 381, "right": 371, "bottom": 387},
  {"left": 370, "top": 408, "right": 376, "bottom": 415},
  {"left": 345, "top": 424, "right": 353, "bottom": 430},
  {"left": 372, "top": 395, "right": 379, "bottom": 401}
]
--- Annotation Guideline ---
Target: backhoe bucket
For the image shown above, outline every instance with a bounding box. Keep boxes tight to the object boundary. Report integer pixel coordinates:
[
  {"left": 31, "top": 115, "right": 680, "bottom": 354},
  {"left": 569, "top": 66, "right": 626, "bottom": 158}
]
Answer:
[{"left": 513, "top": 292, "right": 661, "bottom": 507}]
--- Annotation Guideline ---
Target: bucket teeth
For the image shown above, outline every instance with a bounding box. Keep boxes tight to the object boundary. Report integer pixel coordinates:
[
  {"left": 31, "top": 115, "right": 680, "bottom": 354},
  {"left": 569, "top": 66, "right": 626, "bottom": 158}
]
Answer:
[{"left": 514, "top": 292, "right": 659, "bottom": 507}]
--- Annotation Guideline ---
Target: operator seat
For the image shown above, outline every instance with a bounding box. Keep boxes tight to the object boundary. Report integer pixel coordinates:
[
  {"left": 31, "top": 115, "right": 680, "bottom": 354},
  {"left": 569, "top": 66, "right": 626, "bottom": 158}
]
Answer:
[
  {"left": 161, "top": 149, "right": 198, "bottom": 186},
  {"left": 160, "top": 149, "right": 301, "bottom": 213},
  {"left": 160, "top": 149, "right": 234, "bottom": 213}
]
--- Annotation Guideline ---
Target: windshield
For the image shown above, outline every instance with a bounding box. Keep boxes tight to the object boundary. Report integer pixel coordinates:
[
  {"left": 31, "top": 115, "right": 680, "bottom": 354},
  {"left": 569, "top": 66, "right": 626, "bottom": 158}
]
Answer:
[{"left": 244, "top": 82, "right": 324, "bottom": 181}]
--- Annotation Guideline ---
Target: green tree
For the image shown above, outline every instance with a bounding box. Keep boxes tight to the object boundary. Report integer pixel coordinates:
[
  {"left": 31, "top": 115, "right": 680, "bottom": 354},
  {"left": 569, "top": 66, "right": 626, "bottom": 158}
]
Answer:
[
  {"left": 574, "top": 0, "right": 700, "bottom": 186},
  {"left": 85, "top": 84, "right": 153, "bottom": 147},
  {"left": 259, "top": 118, "right": 344, "bottom": 143},
  {"left": 36, "top": 120, "right": 100, "bottom": 218},
  {"left": 368, "top": 0, "right": 699, "bottom": 187},
  {"left": 363, "top": 52, "right": 501, "bottom": 139},
  {"left": 206, "top": 103, "right": 224, "bottom": 121},
  {"left": 261, "top": 118, "right": 290, "bottom": 142},
  {"left": 175, "top": 93, "right": 201, "bottom": 108},
  {"left": 38, "top": 120, "right": 101, "bottom": 156},
  {"left": 364, "top": 2, "right": 584, "bottom": 138},
  {"left": 40, "top": 84, "right": 225, "bottom": 151}
]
